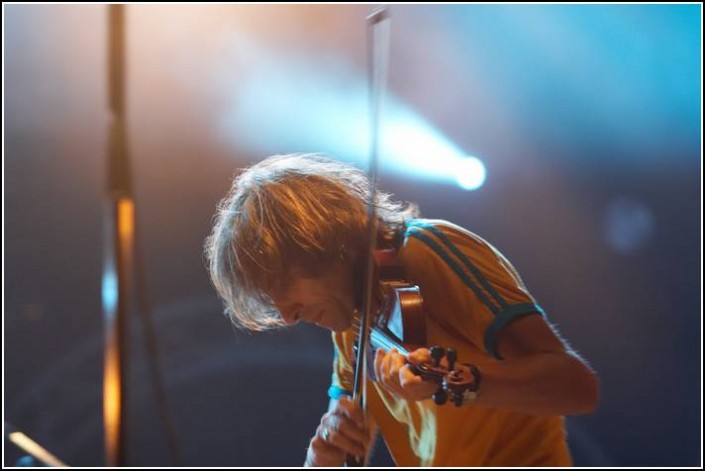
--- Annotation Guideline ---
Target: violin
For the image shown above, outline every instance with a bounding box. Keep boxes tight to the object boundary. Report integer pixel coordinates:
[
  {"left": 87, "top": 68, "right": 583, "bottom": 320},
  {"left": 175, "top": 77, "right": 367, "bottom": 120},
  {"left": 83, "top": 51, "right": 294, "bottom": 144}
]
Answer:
[{"left": 354, "top": 228, "right": 481, "bottom": 408}]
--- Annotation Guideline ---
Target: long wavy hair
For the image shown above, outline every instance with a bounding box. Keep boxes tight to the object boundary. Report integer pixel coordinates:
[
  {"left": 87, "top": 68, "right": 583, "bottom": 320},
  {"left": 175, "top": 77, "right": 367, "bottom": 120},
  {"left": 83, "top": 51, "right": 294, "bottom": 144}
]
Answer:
[{"left": 204, "top": 153, "right": 419, "bottom": 331}]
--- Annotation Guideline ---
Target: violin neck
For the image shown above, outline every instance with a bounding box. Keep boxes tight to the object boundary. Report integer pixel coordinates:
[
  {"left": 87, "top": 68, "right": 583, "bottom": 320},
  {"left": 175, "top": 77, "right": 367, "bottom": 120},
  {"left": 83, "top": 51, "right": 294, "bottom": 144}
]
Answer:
[{"left": 369, "top": 328, "right": 411, "bottom": 357}]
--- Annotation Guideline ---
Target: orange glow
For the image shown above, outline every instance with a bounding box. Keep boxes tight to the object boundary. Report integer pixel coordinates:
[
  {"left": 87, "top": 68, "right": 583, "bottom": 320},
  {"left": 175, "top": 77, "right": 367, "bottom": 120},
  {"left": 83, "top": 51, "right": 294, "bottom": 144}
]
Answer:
[
  {"left": 118, "top": 198, "right": 134, "bottom": 241},
  {"left": 103, "top": 329, "right": 122, "bottom": 466}
]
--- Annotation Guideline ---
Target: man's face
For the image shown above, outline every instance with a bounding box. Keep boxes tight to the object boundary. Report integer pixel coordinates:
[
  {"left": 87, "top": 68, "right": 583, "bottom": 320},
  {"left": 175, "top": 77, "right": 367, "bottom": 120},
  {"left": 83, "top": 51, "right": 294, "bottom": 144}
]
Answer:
[{"left": 270, "top": 261, "right": 356, "bottom": 332}]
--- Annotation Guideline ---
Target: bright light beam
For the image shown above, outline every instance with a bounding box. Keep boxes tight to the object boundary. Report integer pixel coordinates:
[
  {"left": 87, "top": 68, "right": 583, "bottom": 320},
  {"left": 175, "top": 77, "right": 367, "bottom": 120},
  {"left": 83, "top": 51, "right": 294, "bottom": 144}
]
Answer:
[{"left": 217, "top": 34, "right": 486, "bottom": 190}]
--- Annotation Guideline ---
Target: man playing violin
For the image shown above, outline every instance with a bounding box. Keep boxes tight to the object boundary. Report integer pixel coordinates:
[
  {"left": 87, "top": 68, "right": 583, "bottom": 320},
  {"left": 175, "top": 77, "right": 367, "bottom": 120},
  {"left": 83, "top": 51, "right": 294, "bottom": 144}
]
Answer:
[{"left": 205, "top": 153, "right": 599, "bottom": 466}]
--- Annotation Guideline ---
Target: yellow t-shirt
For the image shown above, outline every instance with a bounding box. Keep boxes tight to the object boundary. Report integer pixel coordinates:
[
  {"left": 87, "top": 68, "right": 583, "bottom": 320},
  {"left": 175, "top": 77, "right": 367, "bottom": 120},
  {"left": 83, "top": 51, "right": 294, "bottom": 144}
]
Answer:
[{"left": 330, "top": 219, "right": 573, "bottom": 466}]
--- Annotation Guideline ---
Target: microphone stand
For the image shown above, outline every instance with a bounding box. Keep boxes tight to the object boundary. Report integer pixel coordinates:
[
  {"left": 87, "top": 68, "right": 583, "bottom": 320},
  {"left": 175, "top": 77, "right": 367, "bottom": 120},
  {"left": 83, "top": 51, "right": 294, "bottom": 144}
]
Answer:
[{"left": 103, "top": 4, "right": 133, "bottom": 466}]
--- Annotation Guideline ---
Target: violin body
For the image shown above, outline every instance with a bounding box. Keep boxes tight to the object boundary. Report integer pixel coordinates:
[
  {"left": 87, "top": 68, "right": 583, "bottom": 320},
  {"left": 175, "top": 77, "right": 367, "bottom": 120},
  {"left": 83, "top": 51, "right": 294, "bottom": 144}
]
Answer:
[{"left": 355, "top": 244, "right": 480, "bottom": 407}]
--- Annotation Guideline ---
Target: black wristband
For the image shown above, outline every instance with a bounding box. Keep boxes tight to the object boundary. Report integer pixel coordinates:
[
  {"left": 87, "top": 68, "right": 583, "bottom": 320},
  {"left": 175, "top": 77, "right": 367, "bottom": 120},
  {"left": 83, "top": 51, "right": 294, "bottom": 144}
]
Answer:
[{"left": 466, "top": 363, "right": 482, "bottom": 393}]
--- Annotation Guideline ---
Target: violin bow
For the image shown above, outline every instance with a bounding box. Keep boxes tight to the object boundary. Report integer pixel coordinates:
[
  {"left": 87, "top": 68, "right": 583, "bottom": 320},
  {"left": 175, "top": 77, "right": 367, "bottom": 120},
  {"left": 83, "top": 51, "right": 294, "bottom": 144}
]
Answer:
[{"left": 348, "top": 6, "right": 391, "bottom": 467}]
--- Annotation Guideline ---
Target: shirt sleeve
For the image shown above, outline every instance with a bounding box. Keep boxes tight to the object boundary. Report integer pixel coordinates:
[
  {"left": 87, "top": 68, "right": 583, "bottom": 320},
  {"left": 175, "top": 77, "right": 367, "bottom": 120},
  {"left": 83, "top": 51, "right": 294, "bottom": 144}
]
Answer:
[
  {"left": 402, "top": 220, "right": 546, "bottom": 360},
  {"left": 328, "top": 330, "right": 355, "bottom": 399}
]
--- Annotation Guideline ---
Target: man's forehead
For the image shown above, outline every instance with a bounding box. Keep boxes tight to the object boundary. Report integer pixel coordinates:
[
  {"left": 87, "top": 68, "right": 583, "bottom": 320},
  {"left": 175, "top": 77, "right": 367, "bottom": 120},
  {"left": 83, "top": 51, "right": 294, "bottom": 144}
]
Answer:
[{"left": 270, "top": 274, "right": 321, "bottom": 300}]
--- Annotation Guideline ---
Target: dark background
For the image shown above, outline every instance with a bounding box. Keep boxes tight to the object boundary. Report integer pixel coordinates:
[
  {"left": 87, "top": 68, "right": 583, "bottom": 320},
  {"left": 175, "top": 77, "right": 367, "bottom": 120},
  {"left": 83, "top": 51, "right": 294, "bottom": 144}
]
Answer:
[{"left": 4, "top": 4, "right": 701, "bottom": 467}]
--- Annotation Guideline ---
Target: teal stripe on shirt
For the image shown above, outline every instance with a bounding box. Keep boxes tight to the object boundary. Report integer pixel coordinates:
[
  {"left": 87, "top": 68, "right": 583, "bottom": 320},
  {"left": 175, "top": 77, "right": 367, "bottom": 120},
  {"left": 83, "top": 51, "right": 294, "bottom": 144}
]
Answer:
[
  {"left": 406, "top": 227, "right": 502, "bottom": 317},
  {"left": 406, "top": 221, "right": 546, "bottom": 360},
  {"left": 407, "top": 220, "right": 507, "bottom": 310}
]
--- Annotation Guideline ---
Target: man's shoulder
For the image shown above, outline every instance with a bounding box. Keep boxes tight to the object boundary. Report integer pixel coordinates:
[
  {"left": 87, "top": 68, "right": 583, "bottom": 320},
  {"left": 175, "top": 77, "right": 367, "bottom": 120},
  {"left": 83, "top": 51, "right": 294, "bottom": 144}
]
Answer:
[
  {"left": 406, "top": 218, "right": 465, "bottom": 233},
  {"left": 404, "top": 218, "right": 491, "bottom": 252},
  {"left": 402, "top": 218, "right": 516, "bottom": 282}
]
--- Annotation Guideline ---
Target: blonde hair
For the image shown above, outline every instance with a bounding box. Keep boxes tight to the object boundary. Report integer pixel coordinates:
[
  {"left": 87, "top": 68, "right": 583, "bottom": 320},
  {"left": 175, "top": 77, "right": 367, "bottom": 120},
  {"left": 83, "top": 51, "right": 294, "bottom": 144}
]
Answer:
[{"left": 204, "top": 153, "right": 418, "bottom": 331}]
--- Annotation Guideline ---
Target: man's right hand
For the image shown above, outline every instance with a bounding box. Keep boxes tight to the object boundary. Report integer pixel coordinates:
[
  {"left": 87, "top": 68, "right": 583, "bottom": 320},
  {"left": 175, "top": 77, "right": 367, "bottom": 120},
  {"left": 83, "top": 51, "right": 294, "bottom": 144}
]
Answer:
[{"left": 304, "top": 396, "right": 371, "bottom": 467}]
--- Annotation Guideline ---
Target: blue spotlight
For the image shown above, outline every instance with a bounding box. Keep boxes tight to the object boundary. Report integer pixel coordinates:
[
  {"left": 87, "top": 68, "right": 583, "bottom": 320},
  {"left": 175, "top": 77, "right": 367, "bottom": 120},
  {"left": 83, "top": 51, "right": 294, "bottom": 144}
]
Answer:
[
  {"left": 380, "top": 110, "right": 486, "bottom": 190},
  {"left": 455, "top": 157, "right": 487, "bottom": 190}
]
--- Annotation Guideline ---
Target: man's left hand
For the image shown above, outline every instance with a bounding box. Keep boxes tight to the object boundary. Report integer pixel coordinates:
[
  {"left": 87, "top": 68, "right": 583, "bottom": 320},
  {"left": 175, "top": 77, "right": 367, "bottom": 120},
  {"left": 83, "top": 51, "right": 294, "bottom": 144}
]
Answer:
[{"left": 374, "top": 347, "right": 438, "bottom": 401}]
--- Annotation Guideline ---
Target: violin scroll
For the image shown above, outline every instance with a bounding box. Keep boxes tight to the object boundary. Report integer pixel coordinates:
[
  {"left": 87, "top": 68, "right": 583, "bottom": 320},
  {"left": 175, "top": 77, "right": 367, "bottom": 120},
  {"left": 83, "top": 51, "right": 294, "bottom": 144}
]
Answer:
[{"left": 410, "top": 345, "right": 481, "bottom": 407}]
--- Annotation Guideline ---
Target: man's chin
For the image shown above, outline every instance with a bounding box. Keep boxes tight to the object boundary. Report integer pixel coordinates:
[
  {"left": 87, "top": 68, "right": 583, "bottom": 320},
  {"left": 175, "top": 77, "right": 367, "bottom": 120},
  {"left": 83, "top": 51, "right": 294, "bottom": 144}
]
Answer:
[
  {"left": 328, "top": 318, "right": 353, "bottom": 333},
  {"left": 327, "top": 322, "right": 346, "bottom": 333}
]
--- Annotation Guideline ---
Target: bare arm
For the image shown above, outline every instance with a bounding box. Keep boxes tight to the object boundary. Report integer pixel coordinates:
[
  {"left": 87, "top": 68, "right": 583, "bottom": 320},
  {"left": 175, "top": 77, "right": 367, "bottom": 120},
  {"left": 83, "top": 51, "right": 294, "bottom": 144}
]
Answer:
[
  {"left": 472, "top": 313, "right": 599, "bottom": 416},
  {"left": 378, "top": 313, "right": 599, "bottom": 416}
]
